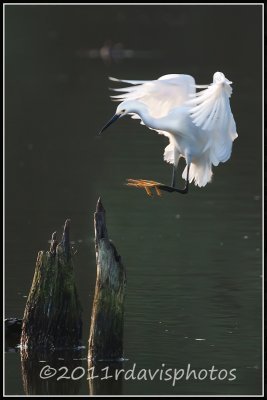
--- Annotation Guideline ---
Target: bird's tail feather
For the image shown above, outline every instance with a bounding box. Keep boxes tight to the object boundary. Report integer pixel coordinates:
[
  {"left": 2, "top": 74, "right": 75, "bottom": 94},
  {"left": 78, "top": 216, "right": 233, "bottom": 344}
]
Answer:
[{"left": 182, "top": 160, "right": 213, "bottom": 187}]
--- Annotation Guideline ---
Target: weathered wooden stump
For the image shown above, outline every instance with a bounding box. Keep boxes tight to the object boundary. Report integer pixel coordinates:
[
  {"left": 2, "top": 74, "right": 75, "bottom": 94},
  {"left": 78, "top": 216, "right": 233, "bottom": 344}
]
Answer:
[
  {"left": 20, "top": 219, "right": 82, "bottom": 354},
  {"left": 88, "top": 198, "right": 126, "bottom": 362}
]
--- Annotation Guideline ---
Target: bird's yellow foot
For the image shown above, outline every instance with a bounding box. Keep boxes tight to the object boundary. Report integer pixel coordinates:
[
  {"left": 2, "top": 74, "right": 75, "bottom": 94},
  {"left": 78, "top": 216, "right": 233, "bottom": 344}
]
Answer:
[{"left": 126, "top": 179, "right": 163, "bottom": 197}]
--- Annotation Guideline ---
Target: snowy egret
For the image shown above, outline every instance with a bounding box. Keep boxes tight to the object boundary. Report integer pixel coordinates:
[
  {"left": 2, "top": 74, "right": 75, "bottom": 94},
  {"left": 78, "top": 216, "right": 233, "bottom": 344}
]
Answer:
[{"left": 100, "top": 72, "right": 238, "bottom": 195}]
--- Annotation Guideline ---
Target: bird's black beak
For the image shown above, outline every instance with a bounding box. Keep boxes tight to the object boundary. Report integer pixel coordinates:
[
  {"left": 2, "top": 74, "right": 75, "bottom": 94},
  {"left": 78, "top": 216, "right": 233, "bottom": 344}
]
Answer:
[{"left": 99, "top": 114, "right": 121, "bottom": 135}]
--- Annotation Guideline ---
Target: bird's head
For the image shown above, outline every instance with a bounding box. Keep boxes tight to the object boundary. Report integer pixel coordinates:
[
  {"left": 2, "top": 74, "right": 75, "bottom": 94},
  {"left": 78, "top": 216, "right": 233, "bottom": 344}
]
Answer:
[{"left": 99, "top": 100, "right": 136, "bottom": 134}]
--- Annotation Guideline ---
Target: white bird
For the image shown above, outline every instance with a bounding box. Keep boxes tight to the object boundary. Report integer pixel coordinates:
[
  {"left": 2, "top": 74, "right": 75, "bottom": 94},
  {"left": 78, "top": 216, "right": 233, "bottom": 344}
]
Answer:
[{"left": 100, "top": 72, "right": 238, "bottom": 195}]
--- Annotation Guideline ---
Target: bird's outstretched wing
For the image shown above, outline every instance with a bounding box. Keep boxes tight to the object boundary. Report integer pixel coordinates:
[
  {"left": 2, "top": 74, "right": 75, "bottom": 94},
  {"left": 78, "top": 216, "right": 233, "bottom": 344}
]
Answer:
[
  {"left": 109, "top": 74, "right": 196, "bottom": 118},
  {"left": 188, "top": 72, "right": 238, "bottom": 166}
]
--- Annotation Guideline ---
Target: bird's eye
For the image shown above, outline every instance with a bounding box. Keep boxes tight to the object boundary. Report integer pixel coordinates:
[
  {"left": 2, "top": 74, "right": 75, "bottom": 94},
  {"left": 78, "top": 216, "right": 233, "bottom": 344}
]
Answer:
[{"left": 121, "top": 109, "right": 126, "bottom": 113}]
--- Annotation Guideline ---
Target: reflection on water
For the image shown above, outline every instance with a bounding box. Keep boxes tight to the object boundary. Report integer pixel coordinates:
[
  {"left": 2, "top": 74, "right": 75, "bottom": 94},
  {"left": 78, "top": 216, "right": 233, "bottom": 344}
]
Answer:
[
  {"left": 20, "top": 349, "right": 83, "bottom": 395},
  {"left": 77, "top": 41, "right": 159, "bottom": 64},
  {"left": 88, "top": 360, "right": 124, "bottom": 396},
  {"left": 5, "top": 5, "right": 262, "bottom": 396}
]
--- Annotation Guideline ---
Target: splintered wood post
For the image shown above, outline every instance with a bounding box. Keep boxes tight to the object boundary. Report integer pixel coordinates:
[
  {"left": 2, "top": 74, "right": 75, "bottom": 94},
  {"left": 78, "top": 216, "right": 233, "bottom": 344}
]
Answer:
[
  {"left": 88, "top": 198, "right": 126, "bottom": 362},
  {"left": 20, "top": 220, "right": 82, "bottom": 353}
]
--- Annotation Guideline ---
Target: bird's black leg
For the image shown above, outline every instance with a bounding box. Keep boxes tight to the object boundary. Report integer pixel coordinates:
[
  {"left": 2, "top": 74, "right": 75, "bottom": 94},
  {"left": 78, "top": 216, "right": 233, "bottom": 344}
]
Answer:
[
  {"left": 159, "top": 163, "right": 191, "bottom": 194},
  {"left": 171, "top": 164, "right": 176, "bottom": 188},
  {"left": 183, "top": 163, "right": 190, "bottom": 193}
]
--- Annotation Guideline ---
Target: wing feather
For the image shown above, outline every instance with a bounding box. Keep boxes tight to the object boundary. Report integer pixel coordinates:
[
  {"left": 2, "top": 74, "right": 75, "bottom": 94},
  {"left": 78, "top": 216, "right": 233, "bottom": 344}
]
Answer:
[
  {"left": 109, "top": 77, "right": 148, "bottom": 85},
  {"left": 109, "top": 74, "right": 196, "bottom": 118},
  {"left": 188, "top": 72, "right": 238, "bottom": 166}
]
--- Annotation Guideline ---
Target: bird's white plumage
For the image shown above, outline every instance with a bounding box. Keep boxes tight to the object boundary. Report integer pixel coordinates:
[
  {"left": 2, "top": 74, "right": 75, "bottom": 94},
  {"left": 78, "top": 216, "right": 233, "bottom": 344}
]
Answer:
[
  {"left": 108, "top": 72, "right": 238, "bottom": 187},
  {"left": 111, "top": 74, "right": 195, "bottom": 118},
  {"left": 186, "top": 72, "right": 238, "bottom": 168}
]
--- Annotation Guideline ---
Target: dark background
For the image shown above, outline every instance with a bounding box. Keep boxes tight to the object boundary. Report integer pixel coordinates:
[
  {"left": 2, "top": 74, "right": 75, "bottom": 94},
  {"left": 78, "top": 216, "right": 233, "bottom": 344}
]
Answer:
[{"left": 5, "top": 5, "right": 262, "bottom": 396}]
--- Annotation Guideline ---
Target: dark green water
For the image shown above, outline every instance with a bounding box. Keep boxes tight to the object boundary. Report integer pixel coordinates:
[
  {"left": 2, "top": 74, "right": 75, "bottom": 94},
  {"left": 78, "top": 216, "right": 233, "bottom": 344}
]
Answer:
[{"left": 5, "top": 5, "right": 262, "bottom": 395}]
